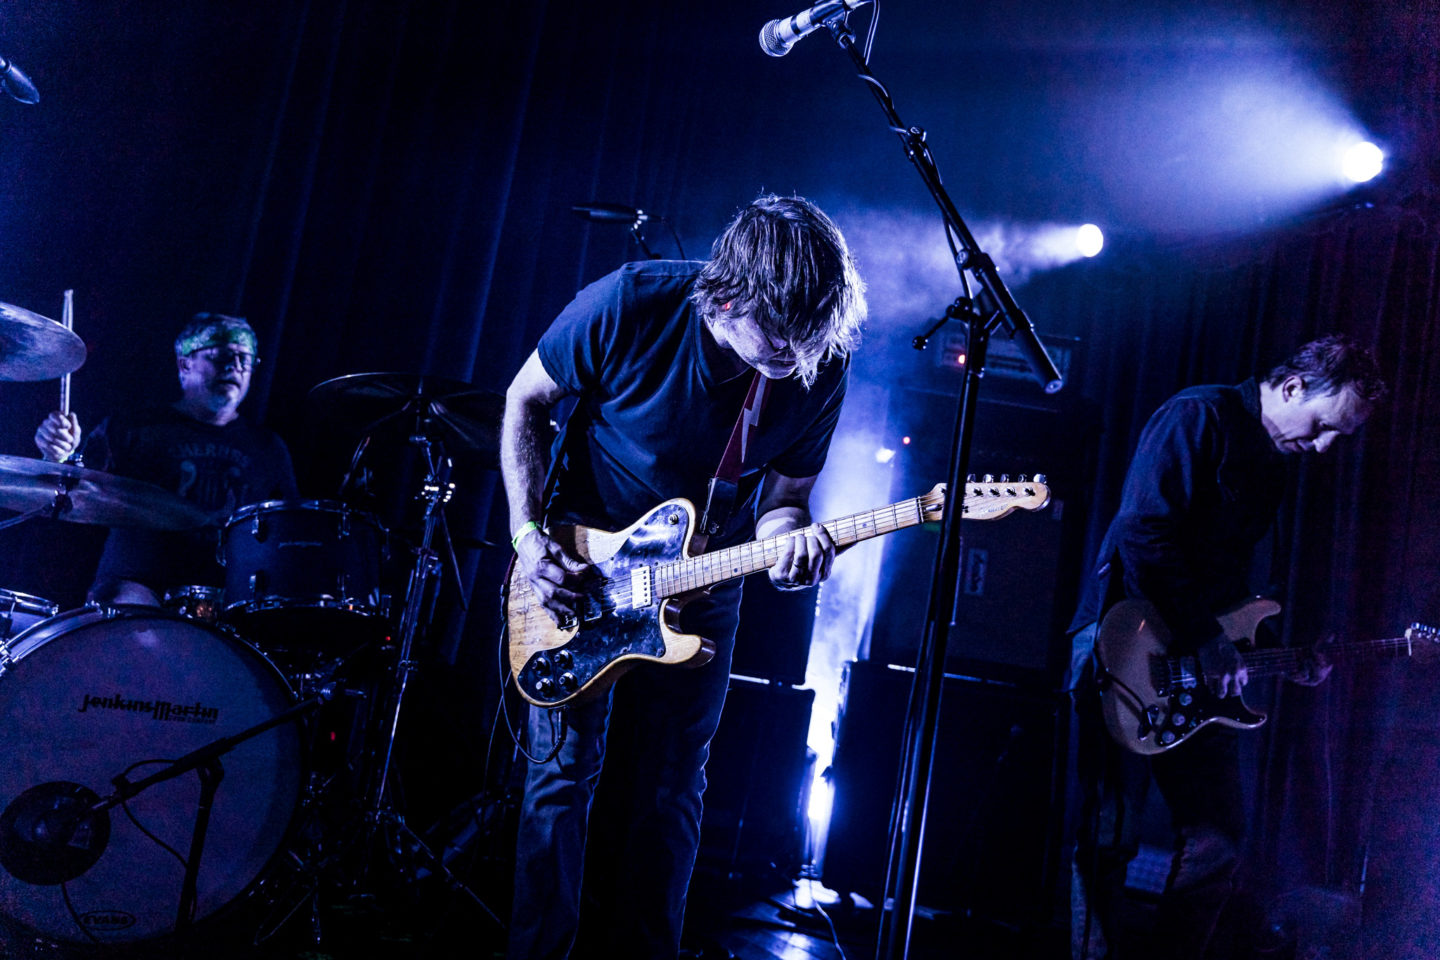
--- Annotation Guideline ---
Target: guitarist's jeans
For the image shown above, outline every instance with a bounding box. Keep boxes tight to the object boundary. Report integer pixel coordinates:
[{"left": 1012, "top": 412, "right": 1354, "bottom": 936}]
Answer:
[
  {"left": 507, "top": 592, "right": 739, "bottom": 960},
  {"left": 1070, "top": 624, "right": 1246, "bottom": 960}
]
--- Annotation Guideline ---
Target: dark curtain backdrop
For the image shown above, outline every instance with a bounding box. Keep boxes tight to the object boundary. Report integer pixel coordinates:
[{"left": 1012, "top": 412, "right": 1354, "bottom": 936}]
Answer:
[
  {"left": 1, "top": 0, "right": 1437, "bottom": 952},
  {"left": 1020, "top": 203, "right": 1440, "bottom": 955}
]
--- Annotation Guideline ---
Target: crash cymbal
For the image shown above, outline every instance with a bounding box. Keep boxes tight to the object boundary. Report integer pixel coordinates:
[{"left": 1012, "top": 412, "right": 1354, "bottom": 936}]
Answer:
[
  {"left": 308, "top": 372, "right": 503, "bottom": 465},
  {"left": 0, "top": 455, "right": 210, "bottom": 529},
  {"left": 0, "top": 302, "right": 86, "bottom": 381}
]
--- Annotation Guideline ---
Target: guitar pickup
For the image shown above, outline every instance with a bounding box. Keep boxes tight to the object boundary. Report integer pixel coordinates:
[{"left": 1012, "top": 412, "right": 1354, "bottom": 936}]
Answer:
[{"left": 630, "top": 567, "right": 653, "bottom": 608}]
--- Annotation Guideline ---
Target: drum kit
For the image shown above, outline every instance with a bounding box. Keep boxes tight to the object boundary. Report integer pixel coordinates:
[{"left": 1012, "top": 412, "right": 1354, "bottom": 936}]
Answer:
[{"left": 0, "top": 302, "right": 505, "bottom": 952}]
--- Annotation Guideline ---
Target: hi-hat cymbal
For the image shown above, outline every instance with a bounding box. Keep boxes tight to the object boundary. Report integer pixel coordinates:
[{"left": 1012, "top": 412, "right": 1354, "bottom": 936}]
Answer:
[
  {"left": 0, "top": 455, "right": 210, "bottom": 529},
  {"left": 0, "top": 302, "right": 86, "bottom": 381},
  {"left": 308, "top": 372, "right": 503, "bottom": 466}
]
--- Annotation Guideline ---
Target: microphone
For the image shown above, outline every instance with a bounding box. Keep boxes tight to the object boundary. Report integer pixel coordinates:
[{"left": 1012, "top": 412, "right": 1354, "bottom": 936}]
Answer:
[
  {"left": 571, "top": 202, "right": 649, "bottom": 225},
  {"left": 759, "top": 0, "right": 872, "bottom": 57},
  {"left": 0, "top": 782, "right": 111, "bottom": 885},
  {"left": 0, "top": 53, "right": 39, "bottom": 105}
]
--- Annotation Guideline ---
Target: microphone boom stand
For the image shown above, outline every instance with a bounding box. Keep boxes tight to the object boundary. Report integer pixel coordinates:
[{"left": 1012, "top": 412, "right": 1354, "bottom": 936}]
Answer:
[{"left": 814, "top": 14, "right": 1063, "bottom": 960}]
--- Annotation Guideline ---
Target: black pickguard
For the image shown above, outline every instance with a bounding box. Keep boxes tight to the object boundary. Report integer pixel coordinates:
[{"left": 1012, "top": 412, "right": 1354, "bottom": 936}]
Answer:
[
  {"left": 1138, "top": 653, "right": 1266, "bottom": 748},
  {"left": 514, "top": 502, "right": 691, "bottom": 706}
]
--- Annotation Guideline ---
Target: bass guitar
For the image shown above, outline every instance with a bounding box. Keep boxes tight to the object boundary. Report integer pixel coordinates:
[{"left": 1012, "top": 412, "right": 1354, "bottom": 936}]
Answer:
[
  {"left": 508, "top": 475, "right": 1051, "bottom": 707},
  {"left": 1096, "top": 596, "right": 1439, "bottom": 755}
]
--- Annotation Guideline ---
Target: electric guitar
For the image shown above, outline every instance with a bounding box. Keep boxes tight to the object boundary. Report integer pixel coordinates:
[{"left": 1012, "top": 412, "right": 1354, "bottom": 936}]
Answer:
[
  {"left": 1096, "top": 596, "right": 1440, "bottom": 755},
  {"left": 508, "top": 475, "right": 1051, "bottom": 707}
]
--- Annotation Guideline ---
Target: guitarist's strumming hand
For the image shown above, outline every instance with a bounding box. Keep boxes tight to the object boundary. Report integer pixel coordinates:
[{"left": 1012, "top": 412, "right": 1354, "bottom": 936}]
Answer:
[
  {"left": 513, "top": 524, "right": 593, "bottom": 625},
  {"left": 1198, "top": 635, "right": 1248, "bottom": 698}
]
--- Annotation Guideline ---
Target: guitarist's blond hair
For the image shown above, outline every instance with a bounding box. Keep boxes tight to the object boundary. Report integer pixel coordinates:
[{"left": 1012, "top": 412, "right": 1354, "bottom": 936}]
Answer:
[{"left": 692, "top": 194, "right": 866, "bottom": 388}]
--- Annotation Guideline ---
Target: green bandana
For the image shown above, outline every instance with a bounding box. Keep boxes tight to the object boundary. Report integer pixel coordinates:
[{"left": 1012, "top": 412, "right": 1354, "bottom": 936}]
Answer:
[{"left": 174, "top": 314, "right": 258, "bottom": 357}]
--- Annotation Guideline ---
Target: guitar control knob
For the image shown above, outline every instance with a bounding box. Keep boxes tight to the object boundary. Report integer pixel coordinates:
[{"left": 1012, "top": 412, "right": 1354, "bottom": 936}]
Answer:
[
  {"left": 1160, "top": 730, "right": 1176, "bottom": 744},
  {"left": 1171, "top": 713, "right": 1186, "bottom": 726},
  {"left": 558, "top": 672, "right": 578, "bottom": 691},
  {"left": 554, "top": 649, "right": 573, "bottom": 670},
  {"left": 1178, "top": 692, "right": 1192, "bottom": 706},
  {"left": 533, "top": 657, "right": 552, "bottom": 677},
  {"left": 537, "top": 678, "right": 557, "bottom": 698}
]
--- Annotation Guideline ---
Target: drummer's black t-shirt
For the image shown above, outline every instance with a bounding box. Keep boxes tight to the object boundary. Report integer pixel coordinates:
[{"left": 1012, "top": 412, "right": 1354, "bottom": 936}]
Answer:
[{"left": 85, "top": 405, "right": 298, "bottom": 593}]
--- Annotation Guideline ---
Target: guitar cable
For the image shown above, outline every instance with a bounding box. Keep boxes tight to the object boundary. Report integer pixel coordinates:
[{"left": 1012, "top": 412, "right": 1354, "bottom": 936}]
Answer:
[{"left": 496, "top": 585, "right": 569, "bottom": 766}]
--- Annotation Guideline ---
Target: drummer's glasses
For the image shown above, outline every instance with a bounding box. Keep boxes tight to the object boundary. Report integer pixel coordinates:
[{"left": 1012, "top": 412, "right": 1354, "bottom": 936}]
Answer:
[{"left": 190, "top": 347, "right": 259, "bottom": 371}]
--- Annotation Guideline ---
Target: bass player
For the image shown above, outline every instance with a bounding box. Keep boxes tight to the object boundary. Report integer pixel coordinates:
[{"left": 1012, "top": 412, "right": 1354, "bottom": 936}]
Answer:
[{"left": 1066, "top": 334, "right": 1387, "bottom": 959}]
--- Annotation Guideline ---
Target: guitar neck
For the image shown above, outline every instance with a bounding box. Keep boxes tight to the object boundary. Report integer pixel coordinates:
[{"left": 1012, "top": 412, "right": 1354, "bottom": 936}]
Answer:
[
  {"left": 1238, "top": 635, "right": 1418, "bottom": 678},
  {"left": 653, "top": 495, "right": 929, "bottom": 597}
]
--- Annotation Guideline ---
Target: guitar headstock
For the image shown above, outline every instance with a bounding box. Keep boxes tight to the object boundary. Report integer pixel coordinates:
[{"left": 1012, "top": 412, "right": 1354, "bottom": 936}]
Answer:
[
  {"left": 960, "top": 474, "right": 1052, "bottom": 521},
  {"left": 1406, "top": 621, "right": 1440, "bottom": 651}
]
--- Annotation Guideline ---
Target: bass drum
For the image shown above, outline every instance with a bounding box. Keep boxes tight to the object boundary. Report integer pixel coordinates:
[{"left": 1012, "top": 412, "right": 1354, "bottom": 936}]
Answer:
[{"left": 0, "top": 607, "right": 302, "bottom": 946}]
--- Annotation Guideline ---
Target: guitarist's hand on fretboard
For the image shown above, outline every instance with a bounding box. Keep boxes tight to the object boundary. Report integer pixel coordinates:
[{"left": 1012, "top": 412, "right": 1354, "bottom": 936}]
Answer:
[
  {"left": 768, "top": 522, "right": 836, "bottom": 591},
  {"left": 1289, "top": 636, "right": 1334, "bottom": 686},
  {"left": 1197, "top": 635, "right": 1248, "bottom": 698}
]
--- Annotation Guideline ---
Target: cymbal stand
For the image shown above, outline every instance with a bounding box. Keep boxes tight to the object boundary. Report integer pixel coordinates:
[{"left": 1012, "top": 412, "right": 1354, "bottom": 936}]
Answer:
[
  {"left": 352, "top": 426, "right": 501, "bottom": 925},
  {"left": 364, "top": 429, "right": 449, "bottom": 815}
]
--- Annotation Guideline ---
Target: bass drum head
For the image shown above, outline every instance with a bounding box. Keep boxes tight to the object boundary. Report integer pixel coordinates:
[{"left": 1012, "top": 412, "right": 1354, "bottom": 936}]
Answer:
[{"left": 0, "top": 607, "right": 302, "bottom": 945}]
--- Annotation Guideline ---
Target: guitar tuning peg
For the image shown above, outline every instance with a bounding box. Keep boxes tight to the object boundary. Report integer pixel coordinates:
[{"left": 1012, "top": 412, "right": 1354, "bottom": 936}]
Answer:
[
  {"left": 965, "top": 474, "right": 976, "bottom": 483},
  {"left": 1033, "top": 473, "right": 1047, "bottom": 484},
  {"left": 999, "top": 474, "right": 1010, "bottom": 483},
  {"left": 982, "top": 474, "right": 995, "bottom": 484},
  {"left": 1017, "top": 473, "right": 1028, "bottom": 482}
]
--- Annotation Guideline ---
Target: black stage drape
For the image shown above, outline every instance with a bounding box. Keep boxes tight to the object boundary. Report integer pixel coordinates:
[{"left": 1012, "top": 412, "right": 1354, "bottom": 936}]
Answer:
[{"left": 0, "top": 0, "right": 1437, "bottom": 952}]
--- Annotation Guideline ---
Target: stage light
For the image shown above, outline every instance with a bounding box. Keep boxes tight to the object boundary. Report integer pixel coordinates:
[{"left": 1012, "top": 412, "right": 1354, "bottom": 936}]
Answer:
[
  {"left": 1076, "top": 224, "right": 1105, "bottom": 258},
  {"left": 1342, "top": 141, "right": 1383, "bottom": 183},
  {"left": 875, "top": 447, "right": 896, "bottom": 464},
  {"left": 807, "top": 777, "right": 834, "bottom": 838}
]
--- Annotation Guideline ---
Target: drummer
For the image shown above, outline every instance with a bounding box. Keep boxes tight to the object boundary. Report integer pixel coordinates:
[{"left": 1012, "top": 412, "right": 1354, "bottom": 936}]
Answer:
[{"left": 33, "top": 313, "right": 297, "bottom": 605}]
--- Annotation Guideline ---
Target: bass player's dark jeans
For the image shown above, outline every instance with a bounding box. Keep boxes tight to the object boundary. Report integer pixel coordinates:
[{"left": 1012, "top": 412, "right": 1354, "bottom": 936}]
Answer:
[{"left": 1071, "top": 622, "right": 1247, "bottom": 960}]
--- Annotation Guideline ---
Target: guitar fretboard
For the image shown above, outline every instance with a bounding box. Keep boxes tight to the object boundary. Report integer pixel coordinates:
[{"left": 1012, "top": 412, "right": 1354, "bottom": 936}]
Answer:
[
  {"left": 653, "top": 496, "right": 928, "bottom": 598},
  {"left": 1171, "top": 635, "right": 1420, "bottom": 685},
  {"left": 1239, "top": 636, "right": 1418, "bottom": 678}
]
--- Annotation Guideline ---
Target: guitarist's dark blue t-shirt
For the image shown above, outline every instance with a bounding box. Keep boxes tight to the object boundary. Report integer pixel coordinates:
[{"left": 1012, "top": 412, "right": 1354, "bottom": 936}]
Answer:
[{"left": 537, "top": 260, "right": 848, "bottom": 554}]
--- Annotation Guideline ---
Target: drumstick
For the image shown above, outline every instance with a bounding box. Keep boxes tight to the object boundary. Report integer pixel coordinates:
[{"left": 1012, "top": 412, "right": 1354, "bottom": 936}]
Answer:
[{"left": 60, "top": 289, "right": 73, "bottom": 418}]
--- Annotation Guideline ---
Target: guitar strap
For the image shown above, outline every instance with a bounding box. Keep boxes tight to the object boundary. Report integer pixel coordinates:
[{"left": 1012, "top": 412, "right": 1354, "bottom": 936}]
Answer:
[{"left": 696, "top": 370, "right": 769, "bottom": 552}]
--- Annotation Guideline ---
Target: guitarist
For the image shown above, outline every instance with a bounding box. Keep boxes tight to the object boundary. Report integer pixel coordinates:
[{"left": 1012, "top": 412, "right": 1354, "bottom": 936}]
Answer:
[
  {"left": 1065, "top": 335, "right": 1386, "bottom": 959},
  {"left": 500, "top": 195, "right": 866, "bottom": 960}
]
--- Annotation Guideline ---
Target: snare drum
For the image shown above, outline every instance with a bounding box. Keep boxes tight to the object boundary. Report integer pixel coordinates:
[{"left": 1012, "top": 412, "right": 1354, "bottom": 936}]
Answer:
[
  {"left": 220, "top": 500, "right": 387, "bottom": 649},
  {"left": 0, "top": 589, "right": 56, "bottom": 641},
  {"left": 0, "top": 607, "right": 301, "bottom": 945},
  {"left": 163, "top": 585, "right": 224, "bottom": 624}
]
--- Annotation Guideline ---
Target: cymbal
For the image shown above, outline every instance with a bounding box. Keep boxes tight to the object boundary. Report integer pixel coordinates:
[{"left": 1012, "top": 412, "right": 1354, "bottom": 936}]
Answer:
[
  {"left": 308, "top": 372, "right": 503, "bottom": 465},
  {"left": 0, "top": 302, "right": 86, "bottom": 381},
  {"left": 0, "top": 455, "right": 210, "bottom": 529}
]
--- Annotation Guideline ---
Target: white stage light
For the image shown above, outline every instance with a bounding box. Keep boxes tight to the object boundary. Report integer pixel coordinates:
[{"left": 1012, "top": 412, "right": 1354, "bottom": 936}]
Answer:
[
  {"left": 1076, "top": 223, "right": 1105, "bottom": 258},
  {"left": 1342, "top": 141, "right": 1383, "bottom": 183}
]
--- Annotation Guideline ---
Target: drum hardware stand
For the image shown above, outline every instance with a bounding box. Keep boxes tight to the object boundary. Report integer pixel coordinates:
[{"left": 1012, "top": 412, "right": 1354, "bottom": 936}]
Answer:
[{"left": 339, "top": 427, "right": 501, "bottom": 927}]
